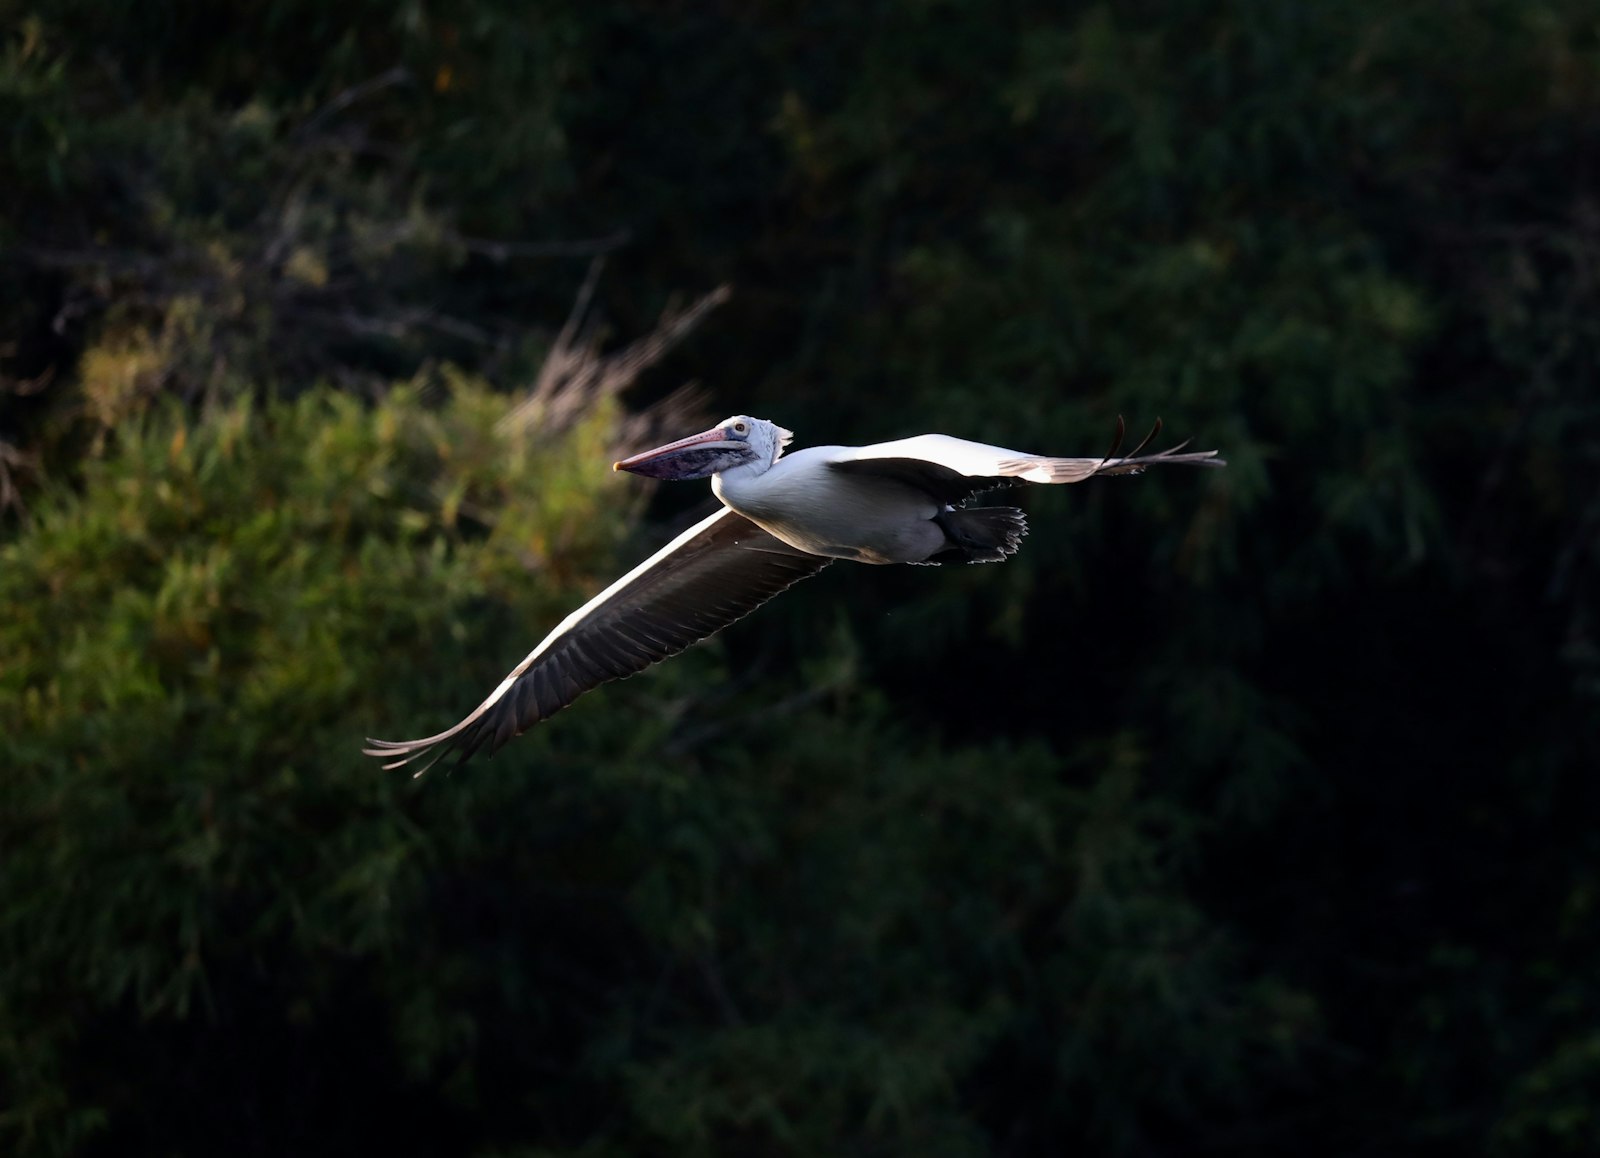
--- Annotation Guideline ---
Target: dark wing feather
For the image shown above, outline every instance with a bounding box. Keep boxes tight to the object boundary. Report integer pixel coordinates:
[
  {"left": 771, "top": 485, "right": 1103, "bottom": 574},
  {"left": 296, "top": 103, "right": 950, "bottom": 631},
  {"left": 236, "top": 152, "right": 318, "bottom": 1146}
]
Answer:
[
  {"left": 363, "top": 508, "right": 831, "bottom": 774},
  {"left": 826, "top": 457, "right": 1018, "bottom": 505}
]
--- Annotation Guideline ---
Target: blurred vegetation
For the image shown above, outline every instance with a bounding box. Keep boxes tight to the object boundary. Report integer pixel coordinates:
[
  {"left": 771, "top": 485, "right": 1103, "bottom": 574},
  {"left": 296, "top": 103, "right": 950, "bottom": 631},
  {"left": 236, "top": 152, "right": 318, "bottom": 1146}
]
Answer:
[{"left": 3, "top": 1, "right": 1599, "bottom": 1155}]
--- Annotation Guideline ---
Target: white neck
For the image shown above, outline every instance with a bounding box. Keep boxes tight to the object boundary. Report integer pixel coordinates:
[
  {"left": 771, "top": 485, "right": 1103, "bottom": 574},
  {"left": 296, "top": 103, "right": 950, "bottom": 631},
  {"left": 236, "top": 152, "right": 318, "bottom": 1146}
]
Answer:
[{"left": 711, "top": 457, "right": 774, "bottom": 507}]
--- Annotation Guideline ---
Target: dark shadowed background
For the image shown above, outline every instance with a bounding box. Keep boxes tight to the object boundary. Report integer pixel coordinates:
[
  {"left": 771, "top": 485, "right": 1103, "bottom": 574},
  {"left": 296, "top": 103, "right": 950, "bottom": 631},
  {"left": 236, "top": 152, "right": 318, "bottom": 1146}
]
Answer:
[{"left": 3, "top": 2, "right": 1598, "bottom": 1155}]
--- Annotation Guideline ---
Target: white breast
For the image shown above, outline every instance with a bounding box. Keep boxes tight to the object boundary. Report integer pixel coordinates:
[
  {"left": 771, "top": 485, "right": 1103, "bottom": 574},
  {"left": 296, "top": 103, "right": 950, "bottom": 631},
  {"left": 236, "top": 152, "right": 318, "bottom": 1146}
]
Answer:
[{"left": 713, "top": 447, "right": 945, "bottom": 564}]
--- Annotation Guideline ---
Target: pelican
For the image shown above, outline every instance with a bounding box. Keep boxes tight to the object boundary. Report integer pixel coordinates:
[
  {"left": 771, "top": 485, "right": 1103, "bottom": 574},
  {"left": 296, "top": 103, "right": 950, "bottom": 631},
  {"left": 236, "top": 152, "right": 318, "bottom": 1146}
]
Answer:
[{"left": 365, "top": 416, "right": 1223, "bottom": 773}]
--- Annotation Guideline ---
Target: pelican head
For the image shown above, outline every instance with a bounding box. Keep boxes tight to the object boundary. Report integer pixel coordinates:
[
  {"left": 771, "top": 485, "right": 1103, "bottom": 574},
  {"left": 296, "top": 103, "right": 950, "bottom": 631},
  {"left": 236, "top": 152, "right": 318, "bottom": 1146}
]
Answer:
[{"left": 614, "top": 416, "right": 793, "bottom": 480}]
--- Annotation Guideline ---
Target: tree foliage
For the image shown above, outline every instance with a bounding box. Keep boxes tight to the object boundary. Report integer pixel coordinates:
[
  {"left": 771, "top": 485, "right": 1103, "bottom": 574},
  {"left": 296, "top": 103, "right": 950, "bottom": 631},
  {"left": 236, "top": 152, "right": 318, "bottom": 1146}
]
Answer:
[{"left": 2, "top": 1, "right": 1599, "bottom": 1155}]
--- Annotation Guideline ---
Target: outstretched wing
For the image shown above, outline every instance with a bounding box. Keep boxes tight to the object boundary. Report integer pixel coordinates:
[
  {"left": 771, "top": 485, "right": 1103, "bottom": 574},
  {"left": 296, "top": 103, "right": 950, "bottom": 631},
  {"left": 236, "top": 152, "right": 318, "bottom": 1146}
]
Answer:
[
  {"left": 827, "top": 417, "right": 1225, "bottom": 505},
  {"left": 364, "top": 507, "right": 832, "bottom": 775}
]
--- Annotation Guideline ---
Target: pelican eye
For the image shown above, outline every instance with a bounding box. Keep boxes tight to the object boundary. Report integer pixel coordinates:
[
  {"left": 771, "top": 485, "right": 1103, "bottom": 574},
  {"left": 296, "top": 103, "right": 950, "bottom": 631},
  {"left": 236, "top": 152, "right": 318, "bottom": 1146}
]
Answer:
[{"left": 733, "top": 422, "right": 748, "bottom": 435}]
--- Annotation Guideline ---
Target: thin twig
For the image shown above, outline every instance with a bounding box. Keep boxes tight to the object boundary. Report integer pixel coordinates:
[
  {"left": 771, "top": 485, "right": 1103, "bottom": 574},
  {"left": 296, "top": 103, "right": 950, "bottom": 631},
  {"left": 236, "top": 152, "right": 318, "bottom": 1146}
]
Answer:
[
  {"left": 292, "top": 66, "right": 414, "bottom": 143},
  {"left": 500, "top": 271, "right": 730, "bottom": 434},
  {"left": 0, "top": 438, "right": 36, "bottom": 520}
]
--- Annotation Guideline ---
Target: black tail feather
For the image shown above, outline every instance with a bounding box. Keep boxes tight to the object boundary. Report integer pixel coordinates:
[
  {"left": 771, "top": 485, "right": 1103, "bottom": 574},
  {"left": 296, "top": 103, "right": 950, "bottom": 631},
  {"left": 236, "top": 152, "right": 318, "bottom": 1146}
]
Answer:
[{"left": 930, "top": 506, "right": 1028, "bottom": 564}]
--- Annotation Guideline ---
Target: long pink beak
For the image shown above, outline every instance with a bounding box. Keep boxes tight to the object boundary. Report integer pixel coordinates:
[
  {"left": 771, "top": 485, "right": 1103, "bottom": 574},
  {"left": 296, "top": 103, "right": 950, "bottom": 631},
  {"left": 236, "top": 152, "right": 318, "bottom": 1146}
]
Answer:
[{"left": 613, "top": 425, "right": 738, "bottom": 478}]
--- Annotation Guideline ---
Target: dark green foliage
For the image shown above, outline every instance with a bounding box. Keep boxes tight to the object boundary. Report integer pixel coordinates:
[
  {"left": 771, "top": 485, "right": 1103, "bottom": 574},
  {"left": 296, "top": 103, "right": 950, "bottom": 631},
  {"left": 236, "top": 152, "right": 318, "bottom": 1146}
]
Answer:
[
  {"left": 3, "top": 1, "right": 1600, "bottom": 1155},
  {"left": 0, "top": 383, "right": 639, "bottom": 1147}
]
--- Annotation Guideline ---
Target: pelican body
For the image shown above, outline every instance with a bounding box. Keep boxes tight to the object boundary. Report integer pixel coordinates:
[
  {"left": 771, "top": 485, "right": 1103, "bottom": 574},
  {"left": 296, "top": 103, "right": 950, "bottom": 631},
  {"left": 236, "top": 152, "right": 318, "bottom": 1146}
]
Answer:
[{"left": 365, "top": 416, "right": 1224, "bottom": 773}]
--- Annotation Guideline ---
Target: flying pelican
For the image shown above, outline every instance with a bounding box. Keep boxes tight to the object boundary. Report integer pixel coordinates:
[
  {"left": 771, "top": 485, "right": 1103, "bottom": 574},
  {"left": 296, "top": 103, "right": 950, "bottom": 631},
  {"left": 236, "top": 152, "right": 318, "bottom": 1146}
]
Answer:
[{"left": 365, "top": 416, "right": 1223, "bottom": 773}]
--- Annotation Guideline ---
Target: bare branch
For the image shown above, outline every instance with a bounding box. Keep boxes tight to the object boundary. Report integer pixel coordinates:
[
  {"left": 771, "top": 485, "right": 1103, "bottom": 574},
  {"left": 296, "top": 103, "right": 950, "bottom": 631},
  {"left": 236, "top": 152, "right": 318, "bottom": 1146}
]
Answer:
[
  {"left": 500, "top": 268, "right": 730, "bottom": 442},
  {"left": 292, "top": 66, "right": 414, "bottom": 143},
  {"left": 0, "top": 438, "right": 36, "bottom": 520}
]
